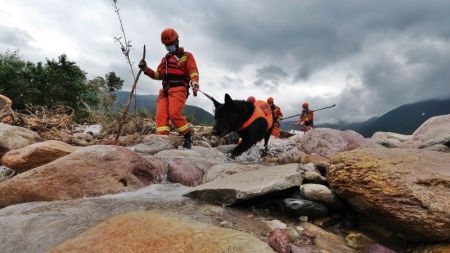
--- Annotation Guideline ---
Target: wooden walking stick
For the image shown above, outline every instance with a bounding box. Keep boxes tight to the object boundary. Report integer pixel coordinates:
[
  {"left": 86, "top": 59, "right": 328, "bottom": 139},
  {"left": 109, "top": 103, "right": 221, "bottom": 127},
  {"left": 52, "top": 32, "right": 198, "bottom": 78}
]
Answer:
[{"left": 113, "top": 45, "right": 146, "bottom": 145}]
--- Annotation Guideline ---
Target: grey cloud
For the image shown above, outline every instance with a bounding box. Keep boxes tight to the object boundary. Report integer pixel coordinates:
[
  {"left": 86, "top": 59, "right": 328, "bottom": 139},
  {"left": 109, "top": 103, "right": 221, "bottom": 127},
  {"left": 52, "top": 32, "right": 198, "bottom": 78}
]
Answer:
[
  {"left": 254, "top": 65, "right": 288, "bottom": 92},
  {"left": 0, "top": 26, "right": 33, "bottom": 48}
]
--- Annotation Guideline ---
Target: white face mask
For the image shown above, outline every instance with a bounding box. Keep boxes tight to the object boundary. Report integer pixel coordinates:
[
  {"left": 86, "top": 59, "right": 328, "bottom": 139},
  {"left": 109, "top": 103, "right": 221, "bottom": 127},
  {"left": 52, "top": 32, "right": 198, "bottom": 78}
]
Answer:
[{"left": 165, "top": 44, "right": 177, "bottom": 53}]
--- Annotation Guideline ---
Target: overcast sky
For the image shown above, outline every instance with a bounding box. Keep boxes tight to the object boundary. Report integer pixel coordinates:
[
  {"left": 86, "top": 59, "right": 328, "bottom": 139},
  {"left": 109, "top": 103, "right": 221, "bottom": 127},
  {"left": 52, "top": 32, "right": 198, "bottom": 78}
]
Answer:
[{"left": 1, "top": 0, "right": 450, "bottom": 123}]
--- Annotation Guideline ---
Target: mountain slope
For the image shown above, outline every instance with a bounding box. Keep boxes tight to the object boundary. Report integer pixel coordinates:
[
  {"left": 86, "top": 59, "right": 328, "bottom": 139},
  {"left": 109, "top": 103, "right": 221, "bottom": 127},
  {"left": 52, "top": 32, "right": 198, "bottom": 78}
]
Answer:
[
  {"left": 113, "top": 91, "right": 214, "bottom": 125},
  {"left": 358, "top": 98, "right": 450, "bottom": 137}
]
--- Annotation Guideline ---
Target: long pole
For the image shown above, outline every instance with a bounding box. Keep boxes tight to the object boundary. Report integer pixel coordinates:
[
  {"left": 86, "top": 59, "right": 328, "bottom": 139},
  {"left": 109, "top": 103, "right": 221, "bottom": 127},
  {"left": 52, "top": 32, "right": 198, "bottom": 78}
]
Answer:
[
  {"left": 281, "top": 104, "right": 336, "bottom": 121},
  {"left": 113, "top": 45, "right": 146, "bottom": 145}
]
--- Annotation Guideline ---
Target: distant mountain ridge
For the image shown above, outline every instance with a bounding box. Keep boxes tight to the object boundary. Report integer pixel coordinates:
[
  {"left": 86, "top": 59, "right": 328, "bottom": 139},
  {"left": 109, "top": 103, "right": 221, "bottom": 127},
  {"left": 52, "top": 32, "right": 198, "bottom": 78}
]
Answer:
[
  {"left": 113, "top": 91, "right": 214, "bottom": 125},
  {"left": 282, "top": 98, "right": 450, "bottom": 137}
]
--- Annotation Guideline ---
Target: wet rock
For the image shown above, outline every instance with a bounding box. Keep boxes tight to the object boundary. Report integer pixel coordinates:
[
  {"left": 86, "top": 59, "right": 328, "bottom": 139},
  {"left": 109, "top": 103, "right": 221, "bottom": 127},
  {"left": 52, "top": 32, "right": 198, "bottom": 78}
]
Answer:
[
  {"left": 49, "top": 211, "right": 275, "bottom": 253},
  {"left": 298, "top": 162, "right": 317, "bottom": 172},
  {"left": 300, "top": 222, "right": 357, "bottom": 253},
  {"left": 303, "top": 171, "right": 327, "bottom": 185},
  {"left": 0, "top": 123, "right": 42, "bottom": 156},
  {"left": 300, "top": 184, "right": 342, "bottom": 208},
  {"left": 408, "top": 114, "right": 450, "bottom": 152},
  {"left": 275, "top": 147, "right": 305, "bottom": 164},
  {"left": 371, "top": 132, "right": 410, "bottom": 148},
  {"left": 283, "top": 198, "right": 329, "bottom": 217},
  {"left": 203, "top": 163, "right": 264, "bottom": 183},
  {"left": 345, "top": 232, "right": 375, "bottom": 251},
  {"left": 134, "top": 135, "right": 178, "bottom": 155},
  {"left": 167, "top": 158, "right": 204, "bottom": 186},
  {"left": 0, "top": 165, "right": 15, "bottom": 183},
  {"left": 0, "top": 184, "right": 189, "bottom": 253},
  {"left": 300, "top": 128, "right": 381, "bottom": 158},
  {"left": 0, "top": 145, "right": 164, "bottom": 208},
  {"left": 268, "top": 228, "right": 290, "bottom": 253},
  {"left": 1, "top": 140, "right": 77, "bottom": 172},
  {"left": 329, "top": 148, "right": 450, "bottom": 242},
  {"left": 186, "top": 163, "right": 302, "bottom": 205},
  {"left": 264, "top": 220, "right": 287, "bottom": 231}
]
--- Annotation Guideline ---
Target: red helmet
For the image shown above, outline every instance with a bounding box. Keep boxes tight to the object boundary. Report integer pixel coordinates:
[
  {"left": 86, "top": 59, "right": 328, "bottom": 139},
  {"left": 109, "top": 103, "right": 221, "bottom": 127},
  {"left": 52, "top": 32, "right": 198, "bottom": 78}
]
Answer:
[
  {"left": 267, "top": 97, "right": 274, "bottom": 104},
  {"left": 302, "top": 102, "right": 309, "bottom": 109},
  {"left": 161, "top": 28, "right": 178, "bottom": 45},
  {"left": 247, "top": 96, "right": 256, "bottom": 103}
]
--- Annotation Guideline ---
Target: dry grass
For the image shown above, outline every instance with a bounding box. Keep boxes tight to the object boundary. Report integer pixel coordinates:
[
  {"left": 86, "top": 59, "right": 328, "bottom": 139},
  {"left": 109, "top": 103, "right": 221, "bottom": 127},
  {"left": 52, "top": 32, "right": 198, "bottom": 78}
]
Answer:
[{"left": 87, "top": 110, "right": 154, "bottom": 136}]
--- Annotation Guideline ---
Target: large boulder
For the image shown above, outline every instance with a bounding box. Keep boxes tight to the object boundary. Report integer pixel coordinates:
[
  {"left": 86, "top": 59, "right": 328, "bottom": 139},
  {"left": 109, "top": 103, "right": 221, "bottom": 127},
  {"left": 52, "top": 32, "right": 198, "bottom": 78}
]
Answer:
[
  {"left": 0, "top": 140, "right": 77, "bottom": 172},
  {"left": 409, "top": 114, "right": 450, "bottom": 152},
  {"left": 329, "top": 148, "right": 450, "bottom": 242},
  {"left": 371, "top": 132, "right": 411, "bottom": 148},
  {"left": 0, "top": 145, "right": 164, "bottom": 208},
  {"left": 299, "top": 128, "right": 380, "bottom": 158},
  {"left": 186, "top": 164, "right": 302, "bottom": 205},
  {"left": 0, "top": 123, "right": 42, "bottom": 156},
  {"left": 49, "top": 211, "right": 275, "bottom": 253}
]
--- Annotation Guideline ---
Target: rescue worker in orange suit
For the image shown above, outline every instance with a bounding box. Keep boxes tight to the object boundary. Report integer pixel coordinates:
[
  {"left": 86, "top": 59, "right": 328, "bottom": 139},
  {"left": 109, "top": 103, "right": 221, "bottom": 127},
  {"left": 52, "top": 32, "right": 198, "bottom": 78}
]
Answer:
[
  {"left": 267, "top": 97, "right": 283, "bottom": 137},
  {"left": 247, "top": 96, "right": 256, "bottom": 104},
  {"left": 138, "top": 28, "right": 199, "bottom": 149},
  {"left": 298, "top": 102, "right": 314, "bottom": 131}
]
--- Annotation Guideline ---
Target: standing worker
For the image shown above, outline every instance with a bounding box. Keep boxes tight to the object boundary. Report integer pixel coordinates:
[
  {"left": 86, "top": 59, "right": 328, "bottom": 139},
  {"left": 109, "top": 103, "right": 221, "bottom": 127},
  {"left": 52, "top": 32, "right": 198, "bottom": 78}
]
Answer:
[
  {"left": 267, "top": 97, "right": 283, "bottom": 137},
  {"left": 138, "top": 28, "right": 199, "bottom": 149},
  {"left": 298, "top": 102, "right": 314, "bottom": 131}
]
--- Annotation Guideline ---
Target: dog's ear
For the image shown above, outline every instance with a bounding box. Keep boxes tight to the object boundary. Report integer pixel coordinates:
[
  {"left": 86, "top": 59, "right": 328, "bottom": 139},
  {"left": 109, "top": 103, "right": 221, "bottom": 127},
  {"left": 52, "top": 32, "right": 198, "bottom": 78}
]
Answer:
[
  {"left": 211, "top": 97, "right": 221, "bottom": 108},
  {"left": 224, "top": 93, "right": 233, "bottom": 106}
]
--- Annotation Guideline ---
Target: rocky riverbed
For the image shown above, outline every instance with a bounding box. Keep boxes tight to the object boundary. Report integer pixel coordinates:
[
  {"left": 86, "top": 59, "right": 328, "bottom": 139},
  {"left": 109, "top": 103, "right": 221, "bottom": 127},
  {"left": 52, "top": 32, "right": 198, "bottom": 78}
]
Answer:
[{"left": 0, "top": 115, "right": 449, "bottom": 253}]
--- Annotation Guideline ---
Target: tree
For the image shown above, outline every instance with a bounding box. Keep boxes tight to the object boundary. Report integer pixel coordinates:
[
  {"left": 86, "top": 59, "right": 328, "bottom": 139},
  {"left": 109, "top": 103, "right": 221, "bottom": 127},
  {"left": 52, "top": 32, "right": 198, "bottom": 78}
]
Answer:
[{"left": 0, "top": 51, "right": 100, "bottom": 119}]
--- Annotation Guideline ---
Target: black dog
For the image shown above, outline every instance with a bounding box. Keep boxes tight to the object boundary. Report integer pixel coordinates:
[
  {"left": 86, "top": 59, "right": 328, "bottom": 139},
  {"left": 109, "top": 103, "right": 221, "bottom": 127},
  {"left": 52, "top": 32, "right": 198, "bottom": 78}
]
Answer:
[{"left": 211, "top": 94, "right": 273, "bottom": 158}]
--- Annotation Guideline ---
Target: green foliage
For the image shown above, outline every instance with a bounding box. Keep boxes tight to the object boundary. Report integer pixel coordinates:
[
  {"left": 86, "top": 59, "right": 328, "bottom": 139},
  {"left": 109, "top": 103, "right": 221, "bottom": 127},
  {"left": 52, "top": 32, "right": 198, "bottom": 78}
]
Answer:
[{"left": 0, "top": 50, "right": 124, "bottom": 121}]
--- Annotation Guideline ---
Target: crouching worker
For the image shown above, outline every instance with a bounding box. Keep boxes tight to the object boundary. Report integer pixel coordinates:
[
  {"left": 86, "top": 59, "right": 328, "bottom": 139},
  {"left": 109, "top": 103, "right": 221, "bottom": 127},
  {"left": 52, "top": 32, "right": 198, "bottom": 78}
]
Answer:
[
  {"left": 298, "top": 102, "right": 313, "bottom": 131},
  {"left": 139, "top": 28, "right": 199, "bottom": 149},
  {"left": 267, "top": 97, "right": 283, "bottom": 137}
]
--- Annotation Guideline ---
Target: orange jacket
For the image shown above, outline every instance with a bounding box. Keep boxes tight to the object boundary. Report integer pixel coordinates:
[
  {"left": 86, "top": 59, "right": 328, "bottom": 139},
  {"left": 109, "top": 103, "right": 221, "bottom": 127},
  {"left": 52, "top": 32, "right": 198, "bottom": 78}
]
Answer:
[
  {"left": 239, "top": 100, "right": 273, "bottom": 131},
  {"left": 300, "top": 109, "right": 313, "bottom": 122},
  {"left": 272, "top": 105, "right": 283, "bottom": 121},
  {"left": 144, "top": 47, "right": 199, "bottom": 87}
]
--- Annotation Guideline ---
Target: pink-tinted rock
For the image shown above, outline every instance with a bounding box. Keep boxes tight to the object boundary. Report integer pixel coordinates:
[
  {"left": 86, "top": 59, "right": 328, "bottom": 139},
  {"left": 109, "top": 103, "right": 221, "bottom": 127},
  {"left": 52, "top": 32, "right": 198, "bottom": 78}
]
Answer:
[
  {"left": 268, "top": 228, "right": 290, "bottom": 253},
  {"left": 167, "top": 158, "right": 204, "bottom": 186},
  {"left": 0, "top": 145, "right": 164, "bottom": 208},
  {"left": 300, "top": 128, "right": 380, "bottom": 158},
  {"left": 408, "top": 114, "right": 450, "bottom": 152},
  {"left": 362, "top": 244, "right": 396, "bottom": 253}
]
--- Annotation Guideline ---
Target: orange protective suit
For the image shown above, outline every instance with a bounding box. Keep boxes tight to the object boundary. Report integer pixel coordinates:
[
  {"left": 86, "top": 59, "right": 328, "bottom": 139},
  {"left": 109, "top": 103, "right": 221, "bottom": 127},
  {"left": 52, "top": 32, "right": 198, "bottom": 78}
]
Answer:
[
  {"left": 270, "top": 104, "right": 283, "bottom": 137},
  {"left": 144, "top": 47, "right": 199, "bottom": 135}
]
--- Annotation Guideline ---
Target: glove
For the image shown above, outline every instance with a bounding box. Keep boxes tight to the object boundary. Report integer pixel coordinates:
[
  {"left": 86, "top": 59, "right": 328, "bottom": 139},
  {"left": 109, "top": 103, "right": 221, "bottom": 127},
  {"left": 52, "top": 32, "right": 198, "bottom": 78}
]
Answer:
[
  {"left": 300, "top": 120, "right": 305, "bottom": 125},
  {"left": 138, "top": 59, "right": 147, "bottom": 71},
  {"left": 191, "top": 81, "right": 199, "bottom": 97}
]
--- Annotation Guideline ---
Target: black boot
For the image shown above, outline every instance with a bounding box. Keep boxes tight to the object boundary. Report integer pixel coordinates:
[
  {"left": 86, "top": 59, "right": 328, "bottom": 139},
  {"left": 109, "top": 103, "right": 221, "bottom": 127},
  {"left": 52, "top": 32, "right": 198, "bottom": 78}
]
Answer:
[{"left": 182, "top": 132, "right": 192, "bottom": 149}]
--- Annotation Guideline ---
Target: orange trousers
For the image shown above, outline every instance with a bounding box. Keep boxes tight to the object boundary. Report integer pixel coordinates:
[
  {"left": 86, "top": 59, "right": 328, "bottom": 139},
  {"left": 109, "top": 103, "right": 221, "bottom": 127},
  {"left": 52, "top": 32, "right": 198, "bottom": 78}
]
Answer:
[
  {"left": 272, "top": 125, "right": 280, "bottom": 137},
  {"left": 155, "top": 86, "right": 190, "bottom": 135}
]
